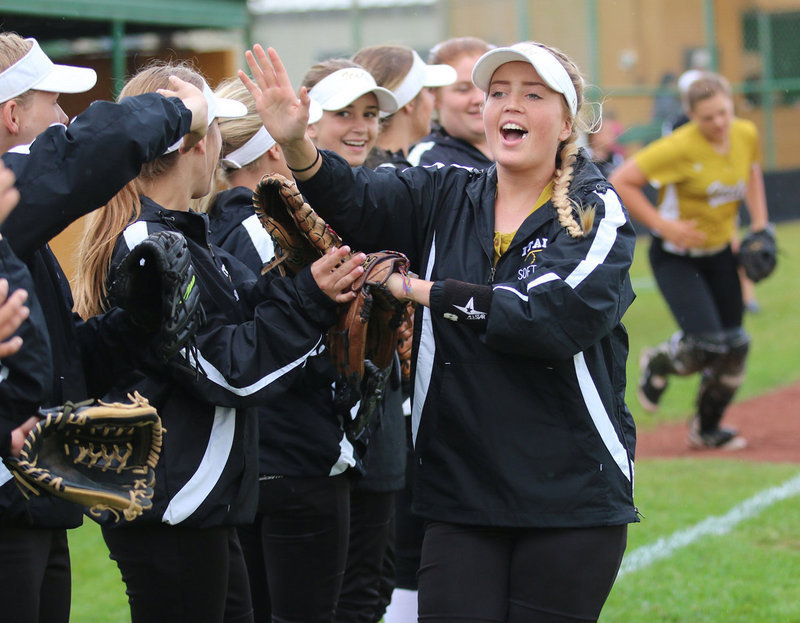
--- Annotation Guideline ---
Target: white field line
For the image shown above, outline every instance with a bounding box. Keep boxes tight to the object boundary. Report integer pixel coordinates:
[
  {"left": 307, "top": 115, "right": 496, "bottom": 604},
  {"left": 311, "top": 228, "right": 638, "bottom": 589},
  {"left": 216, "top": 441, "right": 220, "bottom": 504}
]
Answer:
[{"left": 618, "top": 471, "right": 800, "bottom": 578}]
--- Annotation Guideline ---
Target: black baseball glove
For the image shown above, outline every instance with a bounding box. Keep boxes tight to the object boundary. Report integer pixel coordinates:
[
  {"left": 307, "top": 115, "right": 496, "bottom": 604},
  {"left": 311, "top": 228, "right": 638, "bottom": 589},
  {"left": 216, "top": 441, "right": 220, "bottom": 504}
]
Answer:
[
  {"left": 109, "top": 230, "right": 205, "bottom": 362},
  {"left": 739, "top": 227, "right": 777, "bottom": 282},
  {"left": 2, "top": 392, "right": 163, "bottom": 522}
]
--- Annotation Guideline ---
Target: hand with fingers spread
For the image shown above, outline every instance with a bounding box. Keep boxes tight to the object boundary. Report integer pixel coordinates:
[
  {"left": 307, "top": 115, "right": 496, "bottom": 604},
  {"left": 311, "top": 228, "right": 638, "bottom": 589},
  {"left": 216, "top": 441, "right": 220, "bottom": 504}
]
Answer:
[
  {"left": 311, "top": 247, "right": 365, "bottom": 304},
  {"left": 0, "top": 279, "right": 29, "bottom": 358},
  {"left": 239, "top": 45, "right": 320, "bottom": 176},
  {"left": 156, "top": 75, "right": 209, "bottom": 152}
]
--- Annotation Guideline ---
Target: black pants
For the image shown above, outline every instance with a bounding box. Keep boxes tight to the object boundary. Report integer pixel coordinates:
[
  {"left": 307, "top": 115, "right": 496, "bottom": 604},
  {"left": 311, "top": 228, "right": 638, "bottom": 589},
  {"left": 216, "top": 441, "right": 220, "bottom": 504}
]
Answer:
[
  {"left": 237, "top": 474, "right": 350, "bottom": 623},
  {"left": 102, "top": 523, "right": 253, "bottom": 623},
  {"left": 0, "top": 527, "right": 71, "bottom": 623},
  {"left": 418, "top": 522, "right": 627, "bottom": 623},
  {"left": 650, "top": 239, "right": 743, "bottom": 334},
  {"left": 392, "top": 437, "right": 424, "bottom": 590},
  {"left": 335, "top": 489, "right": 396, "bottom": 623}
]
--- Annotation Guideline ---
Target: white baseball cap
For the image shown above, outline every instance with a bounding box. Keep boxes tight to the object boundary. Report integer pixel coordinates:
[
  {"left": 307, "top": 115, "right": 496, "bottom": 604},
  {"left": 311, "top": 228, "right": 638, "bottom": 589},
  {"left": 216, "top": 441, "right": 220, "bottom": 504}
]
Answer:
[
  {"left": 471, "top": 42, "right": 578, "bottom": 116},
  {"left": 0, "top": 38, "right": 97, "bottom": 103},
  {"left": 309, "top": 67, "right": 398, "bottom": 115},
  {"left": 221, "top": 100, "right": 322, "bottom": 168},
  {"left": 389, "top": 50, "right": 457, "bottom": 112},
  {"left": 165, "top": 79, "right": 248, "bottom": 154}
]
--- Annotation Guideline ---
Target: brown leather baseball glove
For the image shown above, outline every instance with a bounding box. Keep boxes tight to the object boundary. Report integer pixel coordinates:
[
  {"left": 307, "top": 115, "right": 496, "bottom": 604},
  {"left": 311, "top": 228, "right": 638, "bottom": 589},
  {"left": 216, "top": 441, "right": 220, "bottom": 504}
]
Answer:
[
  {"left": 329, "top": 251, "right": 411, "bottom": 440},
  {"left": 252, "top": 172, "right": 346, "bottom": 276}
]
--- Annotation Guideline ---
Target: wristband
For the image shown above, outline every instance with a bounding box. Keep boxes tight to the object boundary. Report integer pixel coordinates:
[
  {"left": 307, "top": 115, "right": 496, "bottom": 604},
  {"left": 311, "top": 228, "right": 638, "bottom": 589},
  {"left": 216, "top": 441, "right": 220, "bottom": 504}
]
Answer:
[
  {"left": 287, "top": 147, "right": 321, "bottom": 173},
  {"left": 434, "top": 279, "right": 492, "bottom": 328}
]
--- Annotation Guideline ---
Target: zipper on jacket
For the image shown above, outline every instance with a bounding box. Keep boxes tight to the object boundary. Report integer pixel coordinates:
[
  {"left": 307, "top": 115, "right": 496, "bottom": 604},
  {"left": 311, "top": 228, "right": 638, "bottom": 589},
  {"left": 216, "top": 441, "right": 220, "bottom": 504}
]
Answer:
[{"left": 487, "top": 265, "right": 496, "bottom": 285}]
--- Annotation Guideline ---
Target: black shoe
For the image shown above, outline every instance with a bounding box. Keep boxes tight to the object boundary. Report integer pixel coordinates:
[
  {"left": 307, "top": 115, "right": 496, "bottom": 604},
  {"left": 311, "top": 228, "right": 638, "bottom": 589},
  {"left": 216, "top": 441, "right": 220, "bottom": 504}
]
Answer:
[
  {"left": 637, "top": 348, "right": 667, "bottom": 413},
  {"left": 687, "top": 417, "right": 747, "bottom": 450}
]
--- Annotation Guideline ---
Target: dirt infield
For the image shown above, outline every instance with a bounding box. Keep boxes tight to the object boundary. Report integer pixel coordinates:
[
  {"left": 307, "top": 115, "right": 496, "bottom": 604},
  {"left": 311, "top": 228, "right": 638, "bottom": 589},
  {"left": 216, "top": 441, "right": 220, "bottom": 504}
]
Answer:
[{"left": 636, "top": 382, "right": 800, "bottom": 463}]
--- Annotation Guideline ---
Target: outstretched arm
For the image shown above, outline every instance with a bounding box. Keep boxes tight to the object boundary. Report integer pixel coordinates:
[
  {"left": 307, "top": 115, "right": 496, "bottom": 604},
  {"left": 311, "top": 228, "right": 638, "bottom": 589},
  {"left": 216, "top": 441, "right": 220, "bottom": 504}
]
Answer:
[
  {"left": 610, "top": 158, "right": 706, "bottom": 250},
  {"left": 239, "top": 45, "right": 321, "bottom": 180}
]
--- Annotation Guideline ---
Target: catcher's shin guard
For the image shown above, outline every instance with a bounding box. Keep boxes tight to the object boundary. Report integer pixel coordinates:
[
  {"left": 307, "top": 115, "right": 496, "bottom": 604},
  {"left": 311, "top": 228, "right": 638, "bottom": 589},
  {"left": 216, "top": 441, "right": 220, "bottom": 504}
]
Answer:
[{"left": 696, "top": 328, "right": 750, "bottom": 432}]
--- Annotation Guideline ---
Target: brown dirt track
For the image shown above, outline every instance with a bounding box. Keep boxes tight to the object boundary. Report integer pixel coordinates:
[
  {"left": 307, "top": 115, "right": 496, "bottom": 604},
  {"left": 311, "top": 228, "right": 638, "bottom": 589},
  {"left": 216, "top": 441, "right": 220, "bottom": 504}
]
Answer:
[{"left": 636, "top": 382, "right": 800, "bottom": 463}]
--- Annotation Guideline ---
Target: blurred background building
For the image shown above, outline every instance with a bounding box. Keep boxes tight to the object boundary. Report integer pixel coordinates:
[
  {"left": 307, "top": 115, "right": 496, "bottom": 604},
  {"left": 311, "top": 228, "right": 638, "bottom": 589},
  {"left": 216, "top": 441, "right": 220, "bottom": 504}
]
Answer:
[{"left": 2, "top": 0, "right": 798, "bottom": 275}]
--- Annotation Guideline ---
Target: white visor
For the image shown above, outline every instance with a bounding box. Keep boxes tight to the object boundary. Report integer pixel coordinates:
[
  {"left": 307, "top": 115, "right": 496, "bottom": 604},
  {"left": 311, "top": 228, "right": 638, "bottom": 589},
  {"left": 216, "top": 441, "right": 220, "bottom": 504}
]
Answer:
[
  {"left": 309, "top": 68, "right": 398, "bottom": 115},
  {"left": 471, "top": 42, "right": 578, "bottom": 116},
  {"left": 220, "top": 100, "right": 321, "bottom": 169},
  {"left": 677, "top": 69, "right": 704, "bottom": 94},
  {"left": 384, "top": 50, "right": 457, "bottom": 115},
  {"left": 0, "top": 39, "right": 97, "bottom": 103},
  {"left": 165, "top": 80, "right": 248, "bottom": 154}
]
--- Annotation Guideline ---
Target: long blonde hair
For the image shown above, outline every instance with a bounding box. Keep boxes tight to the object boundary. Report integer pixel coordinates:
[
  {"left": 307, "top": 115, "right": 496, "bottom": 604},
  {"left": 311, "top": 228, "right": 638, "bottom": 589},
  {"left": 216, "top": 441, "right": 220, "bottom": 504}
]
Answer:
[{"left": 73, "top": 61, "right": 205, "bottom": 320}]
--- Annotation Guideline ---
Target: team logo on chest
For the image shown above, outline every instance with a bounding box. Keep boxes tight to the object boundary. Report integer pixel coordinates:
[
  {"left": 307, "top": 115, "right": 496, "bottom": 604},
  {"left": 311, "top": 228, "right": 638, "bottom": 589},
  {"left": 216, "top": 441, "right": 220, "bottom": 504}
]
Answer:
[{"left": 518, "top": 237, "right": 548, "bottom": 280}]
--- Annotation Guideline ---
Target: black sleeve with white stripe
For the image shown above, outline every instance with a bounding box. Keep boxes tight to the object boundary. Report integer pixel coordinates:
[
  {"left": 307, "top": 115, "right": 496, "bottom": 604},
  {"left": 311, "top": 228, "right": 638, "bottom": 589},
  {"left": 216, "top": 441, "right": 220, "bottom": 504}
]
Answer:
[{"left": 430, "top": 279, "right": 492, "bottom": 330}]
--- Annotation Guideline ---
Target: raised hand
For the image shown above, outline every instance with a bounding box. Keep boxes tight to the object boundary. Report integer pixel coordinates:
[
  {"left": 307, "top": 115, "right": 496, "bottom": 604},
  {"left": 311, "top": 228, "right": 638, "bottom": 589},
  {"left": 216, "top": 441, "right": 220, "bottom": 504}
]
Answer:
[
  {"left": 238, "top": 46, "right": 321, "bottom": 177},
  {"left": 239, "top": 45, "right": 311, "bottom": 147},
  {"left": 156, "top": 75, "right": 209, "bottom": 152}
]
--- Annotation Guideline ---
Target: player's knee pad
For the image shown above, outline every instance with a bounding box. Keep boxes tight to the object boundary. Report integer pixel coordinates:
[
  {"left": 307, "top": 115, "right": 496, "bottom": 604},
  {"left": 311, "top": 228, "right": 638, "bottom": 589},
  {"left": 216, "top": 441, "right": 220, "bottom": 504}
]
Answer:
[
  {"left": 667, "top": 331, "right": 728, "bottom": 375},
  {"left": 712, "top": 327, "right": 751, "bottom": 384}
]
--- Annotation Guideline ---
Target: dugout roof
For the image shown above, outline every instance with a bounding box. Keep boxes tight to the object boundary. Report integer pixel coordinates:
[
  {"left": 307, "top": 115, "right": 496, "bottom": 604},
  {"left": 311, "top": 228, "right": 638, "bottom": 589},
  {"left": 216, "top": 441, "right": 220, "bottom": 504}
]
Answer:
[{"left": 0, "top": 0, "right": 249, "bottom": 43}]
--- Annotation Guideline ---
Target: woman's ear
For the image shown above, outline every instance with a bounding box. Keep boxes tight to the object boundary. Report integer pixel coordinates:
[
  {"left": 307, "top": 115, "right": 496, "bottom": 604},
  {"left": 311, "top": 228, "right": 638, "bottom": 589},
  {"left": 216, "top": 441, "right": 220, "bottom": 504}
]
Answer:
[
  {"left": 0, "top": 100, "right": 21, "bottom": 136},
  {"left": 307, "top": 122, "right": 319, "bottom": 142},
  {"left": 559, "top": 118, "right": 573, "bottom": 143}
]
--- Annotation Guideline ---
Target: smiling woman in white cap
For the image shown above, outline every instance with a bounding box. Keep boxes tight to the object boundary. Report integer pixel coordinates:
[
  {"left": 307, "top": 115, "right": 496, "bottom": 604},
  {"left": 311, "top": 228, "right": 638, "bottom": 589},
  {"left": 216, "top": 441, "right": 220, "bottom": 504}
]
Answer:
[
  {"left": 198, "top": 77, "right": 357, "bottom": 623},
  {"left": 0, "top": 33, "right": 214, "bottom": 623},
  {"left": 303, "top": 58, "right": 398, "bottom": 167},
  {"left": 407, "top": 36, "right": 495, "bottom": 169},
  {"left": 73, "top": 60, "right": 366, "bottom": 623},
  {"left": 353, "top": 45, "right": 456, "bottom": 170},
  {"left": 243, "top": 40, "right": 637, "bottom": 623}
]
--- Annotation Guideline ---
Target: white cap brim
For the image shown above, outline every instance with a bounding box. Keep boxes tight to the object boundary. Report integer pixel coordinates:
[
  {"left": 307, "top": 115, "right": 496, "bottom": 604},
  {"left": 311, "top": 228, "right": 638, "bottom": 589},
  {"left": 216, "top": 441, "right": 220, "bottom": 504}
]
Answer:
[
  {"left": 386, "top": 50, "right": 456, "bottom": 114},
  {"left": 164, "top": 80, "right": 247, "bottom": 154},
  {"left": 472, "top": 43, "right": 577, "bottom": 115},
  {"left": 0, "top": 39, "right": 96, "bottom": 102},
  {"left": 309, "top": 67, "right": 398, "bottom": 114}
]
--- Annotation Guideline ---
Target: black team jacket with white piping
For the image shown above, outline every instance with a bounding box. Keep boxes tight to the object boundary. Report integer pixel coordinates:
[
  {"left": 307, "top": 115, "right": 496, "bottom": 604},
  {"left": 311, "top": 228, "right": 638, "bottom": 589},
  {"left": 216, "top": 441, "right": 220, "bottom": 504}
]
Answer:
[
  {"left": 207, "top": 185, "right": 355, "bottom": 479},
  {"left": 407, "top": 123, "right": 493, "bottom": 170},
  {"left": 102, "top": 197, "right": 343, "bottom": 527},
  {"left": 0, "top": 94, "right": 192, "bottom": 528},
  {"left": 298, "top": 149, "right": 639, "bottom": 528}
]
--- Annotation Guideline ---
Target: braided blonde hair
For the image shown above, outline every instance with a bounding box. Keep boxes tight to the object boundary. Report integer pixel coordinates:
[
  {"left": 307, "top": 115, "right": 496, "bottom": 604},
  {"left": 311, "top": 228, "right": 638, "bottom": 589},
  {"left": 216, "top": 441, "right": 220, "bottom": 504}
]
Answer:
[{"left": 534, "top": 42, "right": 595, "bottom": 238}]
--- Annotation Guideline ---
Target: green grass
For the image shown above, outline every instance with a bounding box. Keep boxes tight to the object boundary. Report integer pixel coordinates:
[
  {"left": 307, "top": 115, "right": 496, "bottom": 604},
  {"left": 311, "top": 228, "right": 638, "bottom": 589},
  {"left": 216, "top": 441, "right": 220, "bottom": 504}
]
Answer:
[{"left": 68, "top": 221, "right": 800, "bottom": 622}]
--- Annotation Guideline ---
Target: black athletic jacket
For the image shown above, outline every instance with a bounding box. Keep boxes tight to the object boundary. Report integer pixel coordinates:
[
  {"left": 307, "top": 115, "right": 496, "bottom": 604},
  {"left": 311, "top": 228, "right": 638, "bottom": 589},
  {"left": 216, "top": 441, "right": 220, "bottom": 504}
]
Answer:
[
  {"left": 101, "top": 197, "right": 342, "bottom": 527},
  {"left": 407, "top": 124, "right": 493, "bottom": 170},
  {"left": 208, "top": 186, "right": 355, "bottom": 479},
  {"left": 0, "top": 238, "right": 51, "bottom": 457},
  {"left": 299, "top": 150, "right": 638, "bottom": 528},
  {"left": 0, "top": 93, "right": 192, "bottom": 528}
]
